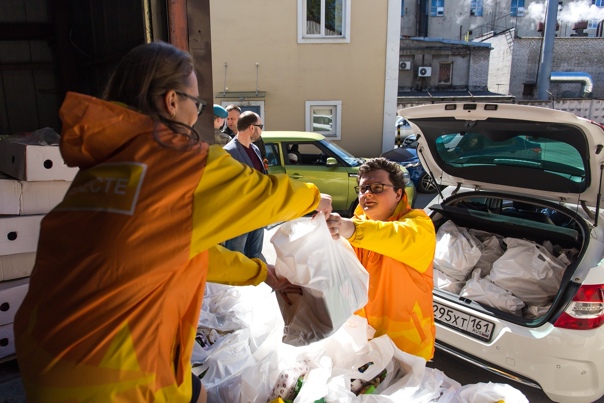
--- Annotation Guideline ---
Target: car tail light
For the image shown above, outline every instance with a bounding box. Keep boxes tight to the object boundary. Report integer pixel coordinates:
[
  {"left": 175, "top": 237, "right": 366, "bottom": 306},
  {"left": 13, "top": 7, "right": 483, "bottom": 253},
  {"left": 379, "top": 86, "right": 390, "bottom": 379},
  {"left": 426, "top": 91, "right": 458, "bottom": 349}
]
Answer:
[
  {"left": 533, "top": 147, "right": 542, "bottom": 155},
  {"left": 554, "top": 284, "right": 604, "bottom": 330}
]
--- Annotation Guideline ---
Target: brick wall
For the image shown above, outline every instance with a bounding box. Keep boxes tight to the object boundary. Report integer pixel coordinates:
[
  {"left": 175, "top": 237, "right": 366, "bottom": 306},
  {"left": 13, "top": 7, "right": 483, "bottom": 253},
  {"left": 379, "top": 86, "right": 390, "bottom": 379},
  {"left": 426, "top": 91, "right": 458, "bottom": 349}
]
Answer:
[{"left": 511, "top": 37, "right": 604, "bottom": 100}]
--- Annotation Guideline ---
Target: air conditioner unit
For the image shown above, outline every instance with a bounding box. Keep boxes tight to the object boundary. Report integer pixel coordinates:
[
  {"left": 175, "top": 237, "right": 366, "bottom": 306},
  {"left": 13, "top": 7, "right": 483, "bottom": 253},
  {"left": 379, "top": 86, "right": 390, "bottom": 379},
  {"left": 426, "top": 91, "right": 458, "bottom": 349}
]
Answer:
[
  {"left": 399, "top": 61, "right": 411, "bottom": 71},
  {"left": 516, "top": 7, "right": 525, "bottom": 17},
  {"left": 418, "top": 66, "right": 432, "bottom": 77},
  {"left": 436, "top": 6, "right": 444, "bottom": 16}
]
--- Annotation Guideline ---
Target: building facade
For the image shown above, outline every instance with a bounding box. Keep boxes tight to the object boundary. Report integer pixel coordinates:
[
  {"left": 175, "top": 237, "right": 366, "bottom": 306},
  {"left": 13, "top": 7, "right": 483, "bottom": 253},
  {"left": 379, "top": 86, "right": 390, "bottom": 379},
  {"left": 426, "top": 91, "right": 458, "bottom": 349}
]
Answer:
[
  {"left": 210, "top": 0, "right": 403, "bottom": 157},
  {"left": 400, "top": 0, "right": 604, "bottom": 40}
]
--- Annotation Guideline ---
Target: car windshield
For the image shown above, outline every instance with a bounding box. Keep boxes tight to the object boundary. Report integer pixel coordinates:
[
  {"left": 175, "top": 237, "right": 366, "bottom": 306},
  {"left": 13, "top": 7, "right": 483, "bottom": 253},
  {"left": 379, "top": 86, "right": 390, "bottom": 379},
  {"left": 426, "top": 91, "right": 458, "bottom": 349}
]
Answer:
[
  {"left": 319, "top": 138, "right": 362, "bottom": 166},
  {"left": 435, "top": 131, "right": 585, "bottom": 181}
]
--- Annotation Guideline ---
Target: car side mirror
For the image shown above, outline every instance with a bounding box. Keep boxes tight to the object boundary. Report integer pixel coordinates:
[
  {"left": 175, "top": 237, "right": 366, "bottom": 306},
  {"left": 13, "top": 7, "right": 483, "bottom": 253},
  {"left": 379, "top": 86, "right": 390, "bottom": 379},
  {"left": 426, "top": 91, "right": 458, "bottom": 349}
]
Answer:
[{"left": 325, "top": 157, "right": 337, "bottom": 167}]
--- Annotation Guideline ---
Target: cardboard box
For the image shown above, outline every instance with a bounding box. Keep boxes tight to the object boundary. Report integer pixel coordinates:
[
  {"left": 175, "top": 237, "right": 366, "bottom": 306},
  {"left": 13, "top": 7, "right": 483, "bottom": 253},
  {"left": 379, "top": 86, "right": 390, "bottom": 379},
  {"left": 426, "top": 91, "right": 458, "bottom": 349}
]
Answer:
[
  {"left": 0, "top": 174, "right": 70, "bottom": 215},
  {"left": 0, "top": 215, "right": 44, "bottom": 256},
  {"left": 0, "top": 253, "right": 36, "bottom": 281},
  {"left": 20, "top": 181, "right": 70, "bottom": 215},
  {"left": 0, "top": 278, "right": 29, "bottom": 326},
  {"left": 0, "top": 323, "right": 15, "bottom": 359},
  {"left": 0, "top": 141, "right": 77, "bottom": 181},
  {"left": 0, "top": 176, "right": 21, "bottom": 215}
]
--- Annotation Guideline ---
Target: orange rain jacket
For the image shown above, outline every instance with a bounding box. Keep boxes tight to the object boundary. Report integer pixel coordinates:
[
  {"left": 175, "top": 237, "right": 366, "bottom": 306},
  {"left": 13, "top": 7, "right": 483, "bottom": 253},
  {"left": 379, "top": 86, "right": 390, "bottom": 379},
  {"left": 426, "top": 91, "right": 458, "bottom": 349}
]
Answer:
[
  {"left": 14, "top": 92, "right": 321, "bottom": 402},
  {"left": 349, "top": 194, "right": 436, "bottom": 360}
]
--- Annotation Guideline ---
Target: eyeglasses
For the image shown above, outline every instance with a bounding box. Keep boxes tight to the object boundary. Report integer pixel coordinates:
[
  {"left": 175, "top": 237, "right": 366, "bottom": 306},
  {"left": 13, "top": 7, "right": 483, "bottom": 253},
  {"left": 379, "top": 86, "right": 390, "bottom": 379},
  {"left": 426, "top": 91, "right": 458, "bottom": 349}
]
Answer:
[
  {"left": 175, "top": 91, "right": 206, "bottom": 115},
  {"left": 252, "top": 124, "right": 264, "bottom": 130},
  {"left": 355, "top": 183, "right": 396, "bottom": 195}
]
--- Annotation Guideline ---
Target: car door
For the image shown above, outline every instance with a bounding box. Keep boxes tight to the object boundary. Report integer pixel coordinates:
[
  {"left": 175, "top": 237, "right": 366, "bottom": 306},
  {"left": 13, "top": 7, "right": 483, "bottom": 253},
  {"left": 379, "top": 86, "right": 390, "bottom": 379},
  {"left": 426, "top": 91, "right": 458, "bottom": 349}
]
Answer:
[
  {"left": 264, "top": 141, "right": 285, "bottom": 174},
  {"left": 279, "top": 141, "right": 352, "bottom": 212}
]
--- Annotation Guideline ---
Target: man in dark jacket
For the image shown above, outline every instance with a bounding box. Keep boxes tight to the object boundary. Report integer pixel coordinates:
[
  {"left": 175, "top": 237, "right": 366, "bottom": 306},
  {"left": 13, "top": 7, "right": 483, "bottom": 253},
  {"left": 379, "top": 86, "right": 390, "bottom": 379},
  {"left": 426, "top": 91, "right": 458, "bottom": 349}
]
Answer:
[{"left": 223, "top": 111, "right": 267, "bottom": 260}]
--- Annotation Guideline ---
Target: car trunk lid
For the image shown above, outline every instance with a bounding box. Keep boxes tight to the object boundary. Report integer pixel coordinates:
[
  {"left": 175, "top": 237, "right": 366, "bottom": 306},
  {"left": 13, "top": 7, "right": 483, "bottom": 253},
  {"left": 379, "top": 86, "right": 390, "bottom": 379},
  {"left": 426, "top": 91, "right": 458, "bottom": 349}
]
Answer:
[{"left": 402, "top": 103, "right": 604, "bottom": 208}]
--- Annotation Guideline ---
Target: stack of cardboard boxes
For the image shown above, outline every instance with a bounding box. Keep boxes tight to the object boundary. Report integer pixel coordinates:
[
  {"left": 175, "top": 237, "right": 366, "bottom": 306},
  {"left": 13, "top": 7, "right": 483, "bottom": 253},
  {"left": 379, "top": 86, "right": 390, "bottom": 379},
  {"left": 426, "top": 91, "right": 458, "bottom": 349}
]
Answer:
[{"left": 0, "top": 135, "right": 77, "bottom": 361}]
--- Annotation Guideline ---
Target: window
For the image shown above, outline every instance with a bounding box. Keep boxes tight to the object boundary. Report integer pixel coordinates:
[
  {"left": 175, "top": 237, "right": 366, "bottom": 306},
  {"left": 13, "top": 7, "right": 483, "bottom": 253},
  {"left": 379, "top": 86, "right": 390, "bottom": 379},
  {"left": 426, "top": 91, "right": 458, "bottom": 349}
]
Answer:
[
  {"left": 265, "top": 143, "right": 281, "bottom": 167},
  {"left": 438, "top": 63, "right": 452, "bottom": 85},
  {"left": 298, "top": 0, "right": 351, "bottom": 43},
  {"left": 588, "top": 0, "right": 604, "bottom": 28},
  {"left": 430, "top": 0, "right": 445, "bottom": 17},
  {"left": 510, "top": 0, "right": 525, "bottom": 17},
  {"left": 305, "top": 101, "right": 342, "bottom": 139},
  {"left": 285, "top": 142, "right": 326, "bottom": 165},
  {"left": 523, "top": 83, "right": 536, "bottom": 97},
  {"left": 220, "top": 101, "right": 265, "bottom": 125},
  {"left": 470, "top": 0, "right": 483, "bottom": 16},
  {"left": 401, "top": 0, "right": 405, "bottom": 16}
]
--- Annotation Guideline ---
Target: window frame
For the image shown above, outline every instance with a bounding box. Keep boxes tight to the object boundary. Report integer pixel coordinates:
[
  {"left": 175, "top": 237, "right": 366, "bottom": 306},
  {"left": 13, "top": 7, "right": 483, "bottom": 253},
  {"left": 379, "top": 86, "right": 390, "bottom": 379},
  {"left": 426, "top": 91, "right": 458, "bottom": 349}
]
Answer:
[
  {"left": 470, "top": 0, "right": 483, "bottom": 16},
  {"left": 219, "top": 101, "right": 265, "bottom": 127},
  {"left": 438, "top": 62, "right": 453, "bottom": 85},
  {"left": 305, "top": 100, "right": 342, "bottom": 140},
  {"left": 298, "top": 0, "right": 351, "bottom": 44},
  {"left": 588, "top": 0, "right": 604, "bottom": 28},
  {"left": 430, "top": 0, "right": 445, "bottom": 17},
  {"left": 510, "top": 0, "right": 525, "bottom": 17}
]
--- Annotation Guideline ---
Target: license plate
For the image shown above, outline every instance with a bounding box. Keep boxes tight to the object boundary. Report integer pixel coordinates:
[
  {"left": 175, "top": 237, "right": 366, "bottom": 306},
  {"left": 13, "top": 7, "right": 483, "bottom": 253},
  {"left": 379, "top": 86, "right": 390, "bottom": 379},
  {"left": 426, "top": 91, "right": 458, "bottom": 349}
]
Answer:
[{"left": 433, "top": 301, "right": 495, "bottom": 342}]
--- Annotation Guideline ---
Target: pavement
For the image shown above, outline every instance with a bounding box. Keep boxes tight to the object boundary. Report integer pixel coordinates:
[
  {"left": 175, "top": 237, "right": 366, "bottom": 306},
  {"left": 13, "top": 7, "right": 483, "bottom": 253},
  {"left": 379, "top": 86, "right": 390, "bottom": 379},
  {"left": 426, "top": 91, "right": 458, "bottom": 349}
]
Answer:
[{"left": 0, "top": 358, "right": 24, "bottom": 403}]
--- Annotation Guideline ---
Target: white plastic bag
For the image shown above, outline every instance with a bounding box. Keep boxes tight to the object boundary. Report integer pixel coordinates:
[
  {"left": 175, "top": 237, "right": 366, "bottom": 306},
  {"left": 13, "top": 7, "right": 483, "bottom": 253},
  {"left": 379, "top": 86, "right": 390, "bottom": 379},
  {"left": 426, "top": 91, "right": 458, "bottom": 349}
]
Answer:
[
  {"left": 460, "top": 269, "right": 525, "bottom": 316},
  {"left": 472, "top": 234, "right": 504, "bottom": 277},
  {"left": 444, "top": 381, "right": 529, "bottom": 403},
  {"left": 491, "top": 238, "right": 567, "bottom": 305},
  {"left": 434, "top": 221, "right": 483, "bottom": 281},
  {"left": 193, "top": 283, "right": 284, "bottom": 402},
  {"left": 271, "top": 213, "right": 369, "bottom": 346},
  {"left": 433, "top": 269, "right": 466, "bottom": 295}
]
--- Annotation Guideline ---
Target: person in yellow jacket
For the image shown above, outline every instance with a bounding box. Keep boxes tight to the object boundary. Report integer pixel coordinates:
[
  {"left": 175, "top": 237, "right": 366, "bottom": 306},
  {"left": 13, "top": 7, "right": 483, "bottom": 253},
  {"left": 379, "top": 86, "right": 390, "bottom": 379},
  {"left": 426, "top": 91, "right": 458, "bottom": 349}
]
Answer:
[
  {"left": 14, "top": 41, "right": 331, "bottom": 403},
  {"left": 326, "top": 157, "right": 436, "bottom": 360}
]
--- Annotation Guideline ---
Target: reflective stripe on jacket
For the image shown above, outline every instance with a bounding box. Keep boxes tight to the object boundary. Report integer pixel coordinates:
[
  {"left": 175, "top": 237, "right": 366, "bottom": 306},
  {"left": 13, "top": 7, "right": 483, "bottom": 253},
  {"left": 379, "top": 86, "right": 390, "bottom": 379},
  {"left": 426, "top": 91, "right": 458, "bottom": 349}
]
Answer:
[
  {"left": 14, "top": 92, "right": 320, "bottom": 402},
  {"left": 349, "top": 194, "right": 436, "bottom": 360}
]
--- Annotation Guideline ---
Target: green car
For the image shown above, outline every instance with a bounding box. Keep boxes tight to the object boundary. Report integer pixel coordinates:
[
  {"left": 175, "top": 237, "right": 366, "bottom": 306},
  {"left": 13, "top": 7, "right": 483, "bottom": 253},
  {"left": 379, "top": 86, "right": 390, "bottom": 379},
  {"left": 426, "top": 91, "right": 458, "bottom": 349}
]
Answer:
[{"left": 262, "top": 131, "right": 416, "bottom": 217}]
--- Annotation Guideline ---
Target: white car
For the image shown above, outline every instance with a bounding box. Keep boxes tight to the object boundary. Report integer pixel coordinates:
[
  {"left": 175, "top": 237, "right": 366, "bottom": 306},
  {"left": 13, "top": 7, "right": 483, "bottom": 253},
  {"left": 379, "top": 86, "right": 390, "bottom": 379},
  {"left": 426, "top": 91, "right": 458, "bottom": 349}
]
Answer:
[{"left": 404, "top": 103, "right": 604, "bottom": 403}]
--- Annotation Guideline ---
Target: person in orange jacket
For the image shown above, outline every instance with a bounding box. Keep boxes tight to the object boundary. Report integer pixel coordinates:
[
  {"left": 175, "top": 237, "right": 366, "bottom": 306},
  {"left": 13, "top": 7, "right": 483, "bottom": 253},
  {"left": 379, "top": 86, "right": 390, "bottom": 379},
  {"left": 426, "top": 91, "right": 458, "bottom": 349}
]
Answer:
[
  {"left": 326, "top": 157, "right": 436, "bottom": 360},
  {"left": 14, "top": 41, "right": 331, "bottom": 403}
]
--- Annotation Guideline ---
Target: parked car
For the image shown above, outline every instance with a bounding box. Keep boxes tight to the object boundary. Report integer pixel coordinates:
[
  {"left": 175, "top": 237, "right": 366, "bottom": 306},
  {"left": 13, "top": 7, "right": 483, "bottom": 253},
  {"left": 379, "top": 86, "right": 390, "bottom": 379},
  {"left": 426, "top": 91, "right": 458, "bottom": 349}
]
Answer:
[
  {"left": 262, "top": 131, "right": 416, "bottom": 216},
  {"left": 404, "top": 102, "right": 604, "bottom": 403},
  {"left": 380, "top": 146, "right": 439, "bottom": 193},
  {"left": 400, "top": 133, "right": 420, "bottom": 148}
]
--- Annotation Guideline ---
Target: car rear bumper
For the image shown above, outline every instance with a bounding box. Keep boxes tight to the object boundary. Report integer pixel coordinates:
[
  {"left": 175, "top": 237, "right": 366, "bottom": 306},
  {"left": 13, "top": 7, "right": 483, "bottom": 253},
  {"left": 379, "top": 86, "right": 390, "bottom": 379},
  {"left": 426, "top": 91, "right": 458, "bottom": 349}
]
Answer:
[{"left": 435, "top": 321, "right": 604, "bottom": 403}]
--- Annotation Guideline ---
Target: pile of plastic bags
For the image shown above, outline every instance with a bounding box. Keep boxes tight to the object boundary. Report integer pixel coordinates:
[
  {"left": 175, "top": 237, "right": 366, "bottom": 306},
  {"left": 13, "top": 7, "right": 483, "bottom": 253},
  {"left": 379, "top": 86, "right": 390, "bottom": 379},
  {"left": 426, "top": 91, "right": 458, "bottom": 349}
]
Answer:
[
  {"left": 191, "top": 215, "right": 529, "bottom": 402},
  {"left": 192, "top": 283, "right": 527, "bottom": 402}
]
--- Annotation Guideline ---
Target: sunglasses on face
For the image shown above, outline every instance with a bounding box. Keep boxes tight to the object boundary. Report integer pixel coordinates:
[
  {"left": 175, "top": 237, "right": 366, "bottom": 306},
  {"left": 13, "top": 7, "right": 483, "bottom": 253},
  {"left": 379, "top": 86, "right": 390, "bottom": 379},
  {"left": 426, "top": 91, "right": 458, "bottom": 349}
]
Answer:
[
  {"left": 252, "top": 124, "right": 264, "bottom": 130},
  {"left": 175, "top": 91, "right": 206, "bottom": 115},
  {"left": 355, "top": 183, "right": 396, "bottom": 195}
]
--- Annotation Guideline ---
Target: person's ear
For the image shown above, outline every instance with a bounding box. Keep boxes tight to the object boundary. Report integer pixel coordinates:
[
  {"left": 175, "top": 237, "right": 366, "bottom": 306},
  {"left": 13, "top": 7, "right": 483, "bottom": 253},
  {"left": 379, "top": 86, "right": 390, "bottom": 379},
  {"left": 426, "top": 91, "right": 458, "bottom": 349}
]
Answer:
[
  {"left": 396, "top": 188, "right": 403, "bottom": 201},
  {"left": 161, "top": 90, "right": 177, "bottom": 118}
]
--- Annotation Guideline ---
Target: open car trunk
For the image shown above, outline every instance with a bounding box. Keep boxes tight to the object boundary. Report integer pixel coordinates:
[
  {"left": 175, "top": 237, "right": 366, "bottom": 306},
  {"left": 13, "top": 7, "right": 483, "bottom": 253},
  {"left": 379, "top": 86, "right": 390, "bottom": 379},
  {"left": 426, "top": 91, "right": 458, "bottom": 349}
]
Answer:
[{"left": 428, "top": 191, "right": 590, "bottom": 337}]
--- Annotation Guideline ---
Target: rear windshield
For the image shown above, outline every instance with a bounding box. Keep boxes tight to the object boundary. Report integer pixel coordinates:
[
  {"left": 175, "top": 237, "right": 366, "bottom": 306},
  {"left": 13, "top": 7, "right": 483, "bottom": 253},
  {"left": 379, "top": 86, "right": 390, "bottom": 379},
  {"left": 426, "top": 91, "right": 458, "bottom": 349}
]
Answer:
[{"left": 435, "top": 132, "right": 585, "bottom": 185}]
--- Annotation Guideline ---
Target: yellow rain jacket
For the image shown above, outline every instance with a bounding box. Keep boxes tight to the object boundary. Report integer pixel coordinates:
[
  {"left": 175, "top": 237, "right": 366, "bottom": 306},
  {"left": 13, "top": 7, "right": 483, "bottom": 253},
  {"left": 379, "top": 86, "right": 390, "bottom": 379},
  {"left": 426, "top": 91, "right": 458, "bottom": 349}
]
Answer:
[
  {"left": 349, "top": 194, "right": 436, "bottom": 360},
  {"left": 14, "top": 92, "right": 320, "bottom": 402}
]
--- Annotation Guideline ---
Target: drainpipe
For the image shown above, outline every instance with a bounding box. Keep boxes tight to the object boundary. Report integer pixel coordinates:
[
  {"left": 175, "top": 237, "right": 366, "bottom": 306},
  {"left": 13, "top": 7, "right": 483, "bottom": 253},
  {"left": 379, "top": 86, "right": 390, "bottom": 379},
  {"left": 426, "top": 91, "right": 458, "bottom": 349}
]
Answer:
[{"left": 537, "top": 0, "right": 558, "bottom": 100}]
